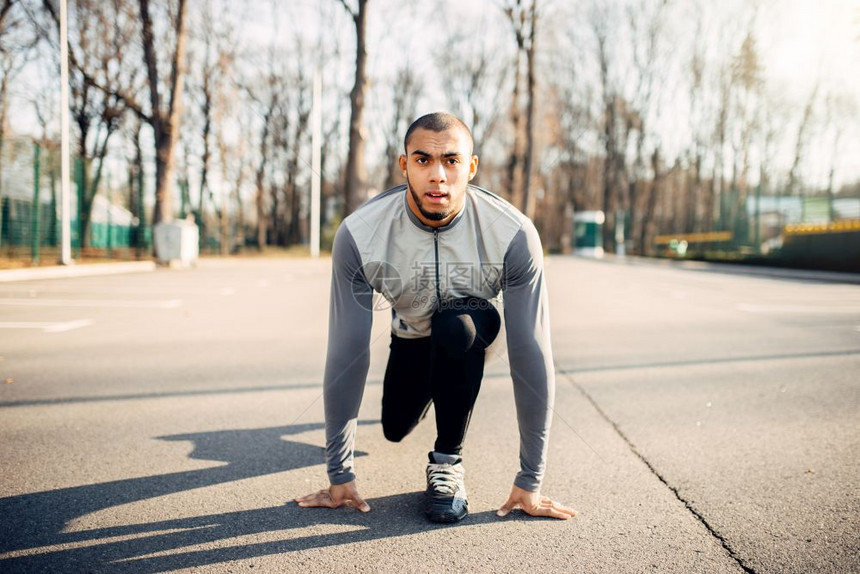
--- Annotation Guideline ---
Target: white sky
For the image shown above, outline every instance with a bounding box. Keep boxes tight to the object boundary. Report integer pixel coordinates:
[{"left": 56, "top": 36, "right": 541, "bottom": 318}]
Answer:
[
  {"left": 8, "top": 0, "right": 860, "bottom": 192},
  {"left": 235, "top": 0, "right": 860, "bottom": 187},
  {"left": 760, "top": 0, "right": 859, "bottom": 97}
]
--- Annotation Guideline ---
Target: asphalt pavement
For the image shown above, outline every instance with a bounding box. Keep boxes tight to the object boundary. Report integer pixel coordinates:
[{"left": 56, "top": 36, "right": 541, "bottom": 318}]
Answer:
[{"left": 0, "top": 256, "right": 857, "bottom": 573}]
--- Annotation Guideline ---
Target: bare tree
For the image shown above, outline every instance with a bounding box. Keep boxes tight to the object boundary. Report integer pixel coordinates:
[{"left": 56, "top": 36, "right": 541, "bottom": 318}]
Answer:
[
  {"left": 382, "top": 65, "right": 421, "bottom": 190},
  {"left": 32, "top": 59, "right": 59, "bottom": 246},
  {"left": 625, "top": 0, "right": 670, "bottom": 255},
  {"left": 786, "top": 83, "right": 818, "bottom": 222},
  {"left": 311, "top": 0, "right": 347, "bottom": 239},
  {"left": 502, "top": 0, "right": 538, "bottom": 216},
  {"left": 273, "top": 42, "right": 311, "bottom": 247},
  {"left": 183, "top": 0, "right": 239, "bottom": 252},
  {"left": 128, "top": 116, "right": 146, "bottom": 257},
  {"left": 1, "top": 0, "right": 39, "bottom": 204},
  {"left": 40, "top": 0, "right": 141, "bottom": 248},
  {"left": 210, "top": 6, "right": 240, "bottom": 254},
  {"left": 822, "top": 92, "right": 856, "bottom": 222},
  {"left": 244, "top": 55, "right": 279, "bottom": 250},
  {"left": 726, "top": 27, "right": 763, "bottom": 241},
  {"left": 438, "top": 28, "right": 507, "bottom": 151},
  {"left": 41, "top": 0, "right": 190, "bottom": 240},
  {"left": 541, "top": 39, "right": 597, "bottom": 252},
  {"left": 684, "top": 9, "right": 708, "bottom": 235},
  {"left": 590, "top": 4, "right": 623, "bottom": 253},
  {"left": 138, "top": 0, "right": 189, "bottom": 227},
  {"left": 337, "top": 0, "right": 369, "bottom": 217}
]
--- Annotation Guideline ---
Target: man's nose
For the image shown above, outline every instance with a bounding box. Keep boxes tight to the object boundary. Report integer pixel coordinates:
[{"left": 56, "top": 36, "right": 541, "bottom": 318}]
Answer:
[{"left": 429, "top": 161, "right": 446, "bottom": 182}]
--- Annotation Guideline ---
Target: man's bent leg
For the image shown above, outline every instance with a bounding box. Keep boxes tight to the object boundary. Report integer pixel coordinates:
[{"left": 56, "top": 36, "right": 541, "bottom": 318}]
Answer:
[
  {"left": 430, "top": 298, "right": 501, "bottom": 455},
  {"left": 381, "top": 335, "right": 433, "bottom": 443}
]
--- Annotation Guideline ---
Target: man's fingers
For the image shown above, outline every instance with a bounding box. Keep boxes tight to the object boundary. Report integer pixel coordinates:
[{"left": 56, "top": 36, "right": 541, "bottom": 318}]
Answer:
[
  {"left": 294, "top": 489, "right": 328, "bottom": 503},
  {"left": 296, "top": 497, "right": 332, "bottom": 508},
  {"left": 548, "top": 499, "right": 578, "bottom": 517},
  {"left": 351, "top": 493, "right": 371, "bottom": 513},
  {"left": 496, "top": 496, "right": 519, "bottom": 517},
  {"left": 297, "top": 496, "right": 331, "bottom": 508},
  {"left": 531, "top": 505, "right": 573, "bottom": 520},
  {"left": 296, "top": 490, "right": 337, "bottom": 508},
  {"left": 539, "top": 496, "right": 578, "bottom": 517}
]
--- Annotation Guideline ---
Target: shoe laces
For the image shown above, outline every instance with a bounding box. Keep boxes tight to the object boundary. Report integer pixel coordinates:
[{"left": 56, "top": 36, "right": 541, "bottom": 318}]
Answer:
[{"left": 427, "top": 463, "right": 463, "bottom": 495}]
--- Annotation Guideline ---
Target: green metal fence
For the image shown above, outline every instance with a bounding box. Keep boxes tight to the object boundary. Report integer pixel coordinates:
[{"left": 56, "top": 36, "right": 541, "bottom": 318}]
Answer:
[{"left": 0, "top": 138, "right": 149, "bottom": 263}]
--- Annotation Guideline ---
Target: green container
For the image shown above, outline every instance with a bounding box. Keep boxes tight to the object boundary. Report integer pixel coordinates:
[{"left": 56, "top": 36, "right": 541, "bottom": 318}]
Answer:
[{"left": 573, "top": 211, "right": 605, "bottom": 258}]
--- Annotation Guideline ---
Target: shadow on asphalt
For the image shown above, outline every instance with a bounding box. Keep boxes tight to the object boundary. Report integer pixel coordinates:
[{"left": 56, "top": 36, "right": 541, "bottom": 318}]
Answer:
[
  {"left": 0, "top": 419, "right": 480, "bottom": 572},
  {"left": 2, "top": 491, "right": 502, "bottom": 572}
]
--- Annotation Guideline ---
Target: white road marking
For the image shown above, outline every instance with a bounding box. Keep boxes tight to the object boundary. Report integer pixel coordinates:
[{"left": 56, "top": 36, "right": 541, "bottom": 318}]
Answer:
[
  {"left": 737, "top": 304, "right": 860, "bottom": 314},
  {"left": 45, "top": 319, "right": 94, "bottom": 332},
  {"left": 0, "top": 319, "right": 93, "bottom": 332},
  {"left": 0, "top": 298, "right": 182, "bottom": 309}
]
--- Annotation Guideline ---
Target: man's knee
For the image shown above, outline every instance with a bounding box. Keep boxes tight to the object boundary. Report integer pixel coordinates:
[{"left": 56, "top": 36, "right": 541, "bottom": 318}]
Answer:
[
  {"left": 432, "top": 299, "right": 500, "bottom": 355},
  {"left": 382, "top": 420, "right": 409, "bottom": 443}
]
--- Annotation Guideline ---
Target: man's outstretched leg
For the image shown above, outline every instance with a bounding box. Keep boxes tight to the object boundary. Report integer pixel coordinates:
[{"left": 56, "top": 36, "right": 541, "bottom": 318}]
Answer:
[{"left": 424, "top": 298, "right": 501, "bottom": 523}]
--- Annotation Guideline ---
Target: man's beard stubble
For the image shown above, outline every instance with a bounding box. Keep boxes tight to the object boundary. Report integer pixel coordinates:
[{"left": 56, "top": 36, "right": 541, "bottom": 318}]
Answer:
[{"left": 406, "top": 175, "right": 451, "bottom": 222}]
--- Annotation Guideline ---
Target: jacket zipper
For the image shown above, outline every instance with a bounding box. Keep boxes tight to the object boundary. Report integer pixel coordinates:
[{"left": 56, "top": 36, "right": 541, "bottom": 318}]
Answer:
[{"left": 433, "top": 228, "right": 441, "bottom": 310}]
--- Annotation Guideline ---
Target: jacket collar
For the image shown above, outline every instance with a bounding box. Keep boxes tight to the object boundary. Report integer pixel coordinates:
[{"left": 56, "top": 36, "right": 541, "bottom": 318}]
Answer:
[{"left": 402, "top": 186, "right": 469, "bottom": 233}]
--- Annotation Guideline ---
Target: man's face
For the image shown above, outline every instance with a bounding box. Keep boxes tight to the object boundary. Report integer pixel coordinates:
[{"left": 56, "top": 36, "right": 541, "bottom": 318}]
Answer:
[{"left": 399, "top": 127, "right": 478, "bottom": 228}]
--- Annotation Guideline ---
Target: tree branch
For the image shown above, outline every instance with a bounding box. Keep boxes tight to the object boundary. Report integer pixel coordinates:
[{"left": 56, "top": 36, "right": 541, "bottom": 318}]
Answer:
[
  {"left": 40, "top": 0, "right": 150, "bottom": 123},
  {"left": 138, "top": 0, "right": 162, "bottom": 127},
  {"left": 336, "top": 0, "right": 357, "bottom": 20}
]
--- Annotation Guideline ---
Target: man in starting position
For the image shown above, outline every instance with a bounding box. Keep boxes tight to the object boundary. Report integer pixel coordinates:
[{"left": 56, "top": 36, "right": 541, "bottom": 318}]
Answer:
[{"left": 296, "top": 112, "right": 575, "bottom": 523}]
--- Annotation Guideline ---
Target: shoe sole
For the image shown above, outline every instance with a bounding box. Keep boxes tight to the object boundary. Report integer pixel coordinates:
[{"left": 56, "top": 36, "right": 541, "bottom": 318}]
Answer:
[
  {"left": 426, "top": 511, "right": 468, "bottom": 523},
  {"left": 425, "top": 503, "right": 469, "bottom": 523}
]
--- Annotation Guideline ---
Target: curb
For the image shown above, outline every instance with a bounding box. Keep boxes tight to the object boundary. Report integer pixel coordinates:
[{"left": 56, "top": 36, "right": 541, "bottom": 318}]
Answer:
[{"left": 0, "top": 261, "right": 157, "bottom": 283}]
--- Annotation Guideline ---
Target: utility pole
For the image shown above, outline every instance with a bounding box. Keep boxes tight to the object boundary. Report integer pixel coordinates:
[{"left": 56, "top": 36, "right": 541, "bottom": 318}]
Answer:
[
  {"left": 32, "top": 143, "right": 41, "bottom": 264},
  {"left": 58, "top": 0, "right": 72, "bottom": 265},
  {"left": 310, "top": 67, "right": 321, "bottom": 258}
]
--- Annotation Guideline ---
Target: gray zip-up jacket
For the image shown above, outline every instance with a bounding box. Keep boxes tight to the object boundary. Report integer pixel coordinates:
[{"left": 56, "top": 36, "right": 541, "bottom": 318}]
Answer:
[{"left": 323, "top": 184, "right": 555, "bottom": 492}]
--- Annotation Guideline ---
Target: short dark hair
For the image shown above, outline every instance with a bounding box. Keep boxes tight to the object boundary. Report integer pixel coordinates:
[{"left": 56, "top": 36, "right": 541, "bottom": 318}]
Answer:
[{"left": 404, "top": 112, "right": 474, "bottom": 155}]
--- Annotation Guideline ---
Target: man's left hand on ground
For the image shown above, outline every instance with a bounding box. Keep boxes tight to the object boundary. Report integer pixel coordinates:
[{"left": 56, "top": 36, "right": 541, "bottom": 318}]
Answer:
[{"left": 496, "top": 485, "right": 578, "bottom": 520}]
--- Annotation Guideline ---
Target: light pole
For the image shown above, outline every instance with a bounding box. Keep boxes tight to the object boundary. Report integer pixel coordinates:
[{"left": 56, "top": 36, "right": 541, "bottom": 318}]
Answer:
[
  {"left": 58, "top": 0, "right": 72, "bottom": 265},
  {"left": 310, "top": 67, "right": 321, "bottom": 258}
]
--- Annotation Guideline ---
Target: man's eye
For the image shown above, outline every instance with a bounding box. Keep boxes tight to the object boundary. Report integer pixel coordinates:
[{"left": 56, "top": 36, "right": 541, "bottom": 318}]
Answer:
[
  {"left": 416, "top": 157, "right": 428, "bottom": 164},
  {"left": 447, "top": 158, "right": 459, "bottom": 165}
]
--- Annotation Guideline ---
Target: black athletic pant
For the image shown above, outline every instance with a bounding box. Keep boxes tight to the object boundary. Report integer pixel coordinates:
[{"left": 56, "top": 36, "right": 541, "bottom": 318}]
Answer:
[{"left": 381, "top": 297, "right": 502, "bottom": 455}]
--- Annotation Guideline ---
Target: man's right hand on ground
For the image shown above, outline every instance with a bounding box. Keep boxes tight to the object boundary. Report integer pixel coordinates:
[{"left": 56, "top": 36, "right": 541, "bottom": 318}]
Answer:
[{"left": 294, "top": 481, "right": 371, "bottom": 512}]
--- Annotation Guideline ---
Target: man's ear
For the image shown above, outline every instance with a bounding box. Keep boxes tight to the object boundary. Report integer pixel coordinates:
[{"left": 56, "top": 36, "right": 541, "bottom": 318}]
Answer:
[
  {"left": 399, "top": 154, "right": 408, "bottom": 176},
  {"left": 468, "top": 155, "right": 479, "bottom": 180}
]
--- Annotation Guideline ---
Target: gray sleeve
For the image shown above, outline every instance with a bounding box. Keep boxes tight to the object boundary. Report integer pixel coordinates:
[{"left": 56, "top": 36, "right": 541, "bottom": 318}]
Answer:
[
  {"left": 323, "top": 223, "right": 373, "bottom": 485},
  {"left": 501, "top": 221, "right": 555, "bottom": 492}
]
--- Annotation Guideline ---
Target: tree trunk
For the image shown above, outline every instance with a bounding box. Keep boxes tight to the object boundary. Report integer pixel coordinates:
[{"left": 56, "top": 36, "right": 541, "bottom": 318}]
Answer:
[
  {"left": 343, "top": 0, "right": 369, "bottom": 217},
  {"left": 198, "top": 67, "right": 212, "bottom": 248},
  {"left": 641, "top": 147, "right": 662, "bottom": 255},
  {"left": 233, "top": 161, "right": 245, "bottom": 252},
  {"left": 254, "top": 163, "right": 267, "bottom": 250},
  {"left": 520, "top": 0, "right": 538, "bottom": 219},
  {"left": 0, "top": 70, "right": 8, "bottom": 204},
  {"left": 506, "top": 45, "right": 523, "bottom": 206},
  {"left": 601, "top": 97, "right": 616, "bottom": 254},
  {"left": 140, "top": 0, "right": 189, "bottom": 227},
  {"left": 253, "top": 96, "right": 275, "bottom": 250}
]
